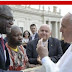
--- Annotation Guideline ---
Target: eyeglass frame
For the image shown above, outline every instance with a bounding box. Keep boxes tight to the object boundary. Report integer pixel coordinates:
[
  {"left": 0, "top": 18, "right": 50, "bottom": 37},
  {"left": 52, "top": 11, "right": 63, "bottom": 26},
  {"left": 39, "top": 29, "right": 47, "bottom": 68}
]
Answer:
[{"left": 0, "top": 14, "right": 15, "bottom": 22}]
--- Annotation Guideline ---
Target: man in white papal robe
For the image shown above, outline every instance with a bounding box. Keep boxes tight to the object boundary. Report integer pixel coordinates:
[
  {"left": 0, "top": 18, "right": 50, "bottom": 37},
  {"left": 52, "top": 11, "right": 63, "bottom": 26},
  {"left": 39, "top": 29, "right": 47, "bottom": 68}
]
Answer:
[{"left": 37, "top": 13, "right": 72, "bottom": 72}]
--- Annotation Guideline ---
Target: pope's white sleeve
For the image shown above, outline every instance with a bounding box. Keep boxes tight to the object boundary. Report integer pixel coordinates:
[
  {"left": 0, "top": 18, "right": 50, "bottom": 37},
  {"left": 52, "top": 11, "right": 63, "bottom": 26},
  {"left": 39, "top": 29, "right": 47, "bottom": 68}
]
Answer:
[{"left": 42, "top": 56, "right": 59, "bottom": 72}]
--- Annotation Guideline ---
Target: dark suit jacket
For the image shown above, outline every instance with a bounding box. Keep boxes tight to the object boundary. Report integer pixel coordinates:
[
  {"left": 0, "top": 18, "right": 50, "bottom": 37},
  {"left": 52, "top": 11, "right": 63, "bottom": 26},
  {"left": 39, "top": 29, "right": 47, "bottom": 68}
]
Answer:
[
  {"left": 29, "top": 33, "right": 39, "bottom": 41},
  {"left": 0, "top": 40, "right": 10, "bottom": 70},
  {"left": 61, "top": 40, "right": 70, "bottom": 54},
  {"left": 26, "top": 37, "right": 63, "bottom": 64}
]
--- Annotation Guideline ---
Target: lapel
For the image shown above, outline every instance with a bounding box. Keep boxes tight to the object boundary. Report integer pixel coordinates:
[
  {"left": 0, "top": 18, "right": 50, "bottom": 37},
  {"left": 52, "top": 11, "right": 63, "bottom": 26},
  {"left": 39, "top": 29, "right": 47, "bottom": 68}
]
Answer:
[
  {"left": 35, "top": 33, "right": 38, "bottom": 39},
  {"left": 29, "top": 36, "right": 32, "bottom": 41},
  {"left": 48, "top": 37, "right": 53, "bottom": 54},
  {"left": 0, "top": 41, "right": 5, "bottom": 62},
  {"left": 31, "top": 36, "right": 32, "bottom": 40},
  {"left": 35, "top": 33, "right": 37, "bottom": 38}
]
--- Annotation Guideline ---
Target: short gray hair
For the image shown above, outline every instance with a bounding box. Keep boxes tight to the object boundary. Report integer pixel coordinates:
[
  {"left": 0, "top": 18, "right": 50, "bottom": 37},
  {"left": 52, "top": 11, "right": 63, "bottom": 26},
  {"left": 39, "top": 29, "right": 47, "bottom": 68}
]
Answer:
[{"left": 39, "top": 24, "right": 52, "bottom": 32}]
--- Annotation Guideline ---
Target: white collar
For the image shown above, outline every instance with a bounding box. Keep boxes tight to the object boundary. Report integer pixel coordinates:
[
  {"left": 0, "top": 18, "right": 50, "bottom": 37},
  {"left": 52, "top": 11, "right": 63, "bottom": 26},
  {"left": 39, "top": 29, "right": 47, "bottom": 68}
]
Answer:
[
  {"left": 0, "top": 34, "right": 2, "bottom": 38},
  {"left": 33, "top": 32, "right": 36, "bottom": 35},
  {"left": 42, "top": 39, "right": 48, "bottom": 47},
  {"left": 32, "top": 32, "right": 37, "bottom": 36}
]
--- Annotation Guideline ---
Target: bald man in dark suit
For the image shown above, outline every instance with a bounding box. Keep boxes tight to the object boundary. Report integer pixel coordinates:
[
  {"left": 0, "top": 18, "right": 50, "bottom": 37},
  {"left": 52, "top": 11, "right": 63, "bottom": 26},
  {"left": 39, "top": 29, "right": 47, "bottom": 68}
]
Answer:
[{"left": 26, "top": 24, "right": 63, "bottom": 65}]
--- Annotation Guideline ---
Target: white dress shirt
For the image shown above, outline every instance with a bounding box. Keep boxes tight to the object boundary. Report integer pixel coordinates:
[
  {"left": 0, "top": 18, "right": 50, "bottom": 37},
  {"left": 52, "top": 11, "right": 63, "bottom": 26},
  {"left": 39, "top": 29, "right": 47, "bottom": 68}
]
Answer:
[
  {"left": 42, "top": 44, "right": 72, "bottom": 72},
  {"left": 42, "top": 40, "right": 48, "bottom": 47},
  {"left": 31, "top": 32, "right": 37, "bottom": 40}
]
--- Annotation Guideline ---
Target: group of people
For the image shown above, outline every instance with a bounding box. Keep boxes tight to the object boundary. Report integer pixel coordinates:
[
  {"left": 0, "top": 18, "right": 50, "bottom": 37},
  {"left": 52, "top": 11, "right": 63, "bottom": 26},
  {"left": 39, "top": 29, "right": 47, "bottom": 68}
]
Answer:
[
  {"left": 26, "top": 24, "right": 63, "bottom": 65},
  {"left": 22, "top": 24, "right": 38, "bottom": 49},
  {"left": 0, "top": 5, "right": 72, "bottom": 72},
  {"left": 37, "top": 13, "right": 72, "bottom": 72}
]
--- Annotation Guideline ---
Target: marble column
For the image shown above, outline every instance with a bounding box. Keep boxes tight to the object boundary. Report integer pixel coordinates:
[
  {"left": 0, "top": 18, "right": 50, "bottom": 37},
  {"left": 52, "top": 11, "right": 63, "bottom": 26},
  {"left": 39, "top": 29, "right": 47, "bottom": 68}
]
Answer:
[
  {"left": 48, "top": 21, "right": 52, "bottom": 31},
  {"left": 59, "top": 22, "right": 62, "bottom": 40},
  {"left": 55, "top": 21, "right": 58, "bottom": 38},
  {"left": 57, "top": 22, "right": 61, "bottom": 40}
]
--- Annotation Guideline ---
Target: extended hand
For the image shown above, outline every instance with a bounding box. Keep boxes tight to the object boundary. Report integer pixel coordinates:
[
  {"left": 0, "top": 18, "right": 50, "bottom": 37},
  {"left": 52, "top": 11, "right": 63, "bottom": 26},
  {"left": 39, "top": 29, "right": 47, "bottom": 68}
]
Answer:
[
  {"left": 37, "top": 55, "right": 42, "bottom": 65},
  {"left": 36, "top": 38, "right": 48, "bottom": 59}
]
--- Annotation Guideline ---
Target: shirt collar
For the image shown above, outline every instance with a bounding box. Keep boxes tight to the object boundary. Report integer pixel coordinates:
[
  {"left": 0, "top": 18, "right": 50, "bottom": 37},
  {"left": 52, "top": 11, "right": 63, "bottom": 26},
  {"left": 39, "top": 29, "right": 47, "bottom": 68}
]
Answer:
[
  {"left": 32, "top": 32, "right": 37, "bottom": 36},
  {"left": 0, "top": 34, "right": 2, "bottom": 38},
  {"left": 42, "top": 39, "right": 48, "bottom": 47}
]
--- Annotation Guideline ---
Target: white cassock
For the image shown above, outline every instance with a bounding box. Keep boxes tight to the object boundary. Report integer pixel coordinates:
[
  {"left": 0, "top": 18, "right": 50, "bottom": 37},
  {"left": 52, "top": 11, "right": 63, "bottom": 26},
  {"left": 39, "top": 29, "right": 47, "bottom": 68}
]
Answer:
[{"left": 42, "top": 44, "right": 72, "bottom": 72}]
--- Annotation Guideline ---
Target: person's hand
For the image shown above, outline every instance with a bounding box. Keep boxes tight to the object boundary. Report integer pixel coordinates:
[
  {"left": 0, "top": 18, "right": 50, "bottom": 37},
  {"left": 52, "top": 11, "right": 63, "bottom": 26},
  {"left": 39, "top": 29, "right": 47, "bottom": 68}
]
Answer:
[
  {"left": 37, "top": 55, "right": 42, "bottom": 65},
  {"left": 36, "top": 38, "right": 48, "bottom": 59},
  {"left": 26, "top": 62, "right": 37, "bottom": 68}
]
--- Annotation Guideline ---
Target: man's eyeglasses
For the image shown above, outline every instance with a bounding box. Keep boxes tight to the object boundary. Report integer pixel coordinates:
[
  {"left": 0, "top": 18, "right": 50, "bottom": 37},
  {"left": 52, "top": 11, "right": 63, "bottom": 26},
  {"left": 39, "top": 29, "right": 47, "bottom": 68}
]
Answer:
[{"left": 0, "top": 14, "right": 15, "bottom": 22}]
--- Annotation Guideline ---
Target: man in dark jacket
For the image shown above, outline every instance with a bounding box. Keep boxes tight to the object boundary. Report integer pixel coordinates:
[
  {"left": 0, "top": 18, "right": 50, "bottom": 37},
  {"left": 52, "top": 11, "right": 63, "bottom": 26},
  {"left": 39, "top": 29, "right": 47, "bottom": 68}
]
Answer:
[
  {"left": 26, "top": 24, "right": 63, "bottom": 64},
  {"left": 0, "top": 5, "right": 13, "bottom": 70},
  {"left": 0, "top": 5, "right": 22, "bottom": 72},
  {"left": 29, "top": 24, "right": 39, "bottom": 41}
]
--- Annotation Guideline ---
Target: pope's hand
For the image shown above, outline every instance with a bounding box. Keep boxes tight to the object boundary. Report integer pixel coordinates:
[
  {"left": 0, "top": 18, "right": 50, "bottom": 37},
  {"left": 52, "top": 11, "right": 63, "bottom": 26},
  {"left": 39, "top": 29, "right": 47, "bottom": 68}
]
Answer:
[{"left": 36, "top": 38, "right": 48, "bottom": 59}]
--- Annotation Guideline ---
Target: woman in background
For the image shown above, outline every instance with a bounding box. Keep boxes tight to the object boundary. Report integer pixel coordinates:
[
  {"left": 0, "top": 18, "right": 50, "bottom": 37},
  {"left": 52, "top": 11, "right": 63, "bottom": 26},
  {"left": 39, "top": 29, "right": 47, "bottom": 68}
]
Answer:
[{"left": 22, "top": 30, "right": 30, "bottom": 49}]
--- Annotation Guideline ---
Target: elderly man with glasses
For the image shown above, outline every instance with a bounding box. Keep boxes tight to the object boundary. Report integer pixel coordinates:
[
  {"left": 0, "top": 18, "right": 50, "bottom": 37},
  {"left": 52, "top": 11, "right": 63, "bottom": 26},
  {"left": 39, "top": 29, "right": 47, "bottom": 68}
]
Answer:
[{"left": 0, "top": 5, "right": 22, "bottom": 72}]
